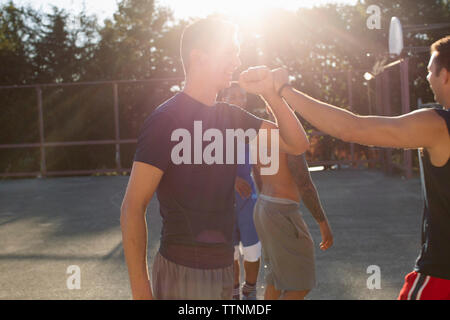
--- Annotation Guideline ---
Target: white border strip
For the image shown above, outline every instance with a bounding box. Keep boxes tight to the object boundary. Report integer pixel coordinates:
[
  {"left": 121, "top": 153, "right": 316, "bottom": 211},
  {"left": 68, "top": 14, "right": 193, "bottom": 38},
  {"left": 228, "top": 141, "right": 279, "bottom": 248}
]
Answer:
[
  {"left": 416, "top": 276, "right": 431, "bottom": 300},
  {"left": 407, "top": 274, "right": 421, "bottom": 300}
]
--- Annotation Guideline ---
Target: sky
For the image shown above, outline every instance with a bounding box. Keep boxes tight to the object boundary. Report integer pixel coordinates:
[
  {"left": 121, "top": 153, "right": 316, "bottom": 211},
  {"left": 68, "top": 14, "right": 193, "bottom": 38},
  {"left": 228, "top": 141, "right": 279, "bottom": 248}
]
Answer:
[{"left": 2, "top": 0, "right": 358, "bottom": 22}]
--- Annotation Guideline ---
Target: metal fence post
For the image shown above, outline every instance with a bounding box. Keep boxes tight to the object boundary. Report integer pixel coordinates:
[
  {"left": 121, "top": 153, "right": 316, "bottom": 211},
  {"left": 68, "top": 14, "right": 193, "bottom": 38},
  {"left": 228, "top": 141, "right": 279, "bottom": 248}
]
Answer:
[
  {"left": 375, "top": 75, "right": 386, "bottom": 173},
  {"left": 113, "top": 83, "right": 122, "bottom": 171},
  {"left": 36, "top": 86, "right": 47, "bottom": 178},
  {"left": 347, "top": 71, "right": 355, "bottom": 167},
  {"left": 382, "top": 71, "right": 392, "bottom": 175},
  {"left": 400, "top": 59, "right": 413, "bottom": 179}
]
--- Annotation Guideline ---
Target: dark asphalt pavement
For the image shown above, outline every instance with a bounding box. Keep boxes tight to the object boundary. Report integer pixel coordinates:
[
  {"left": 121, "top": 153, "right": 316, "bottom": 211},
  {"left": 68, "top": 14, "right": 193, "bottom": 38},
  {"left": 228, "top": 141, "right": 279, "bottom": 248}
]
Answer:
[{"left": 0, "top": 169, "right": 422, "bottom": 299}]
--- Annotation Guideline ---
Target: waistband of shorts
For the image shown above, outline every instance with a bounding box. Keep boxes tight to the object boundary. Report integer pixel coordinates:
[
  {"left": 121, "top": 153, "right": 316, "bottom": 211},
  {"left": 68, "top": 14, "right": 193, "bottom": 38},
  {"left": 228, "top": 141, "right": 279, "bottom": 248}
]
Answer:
[
  {"left": 159, "top": 242, "right": 234, "bottom": 269},
  {"left": 258, "top": 194, "right": 300, "bottom": 206}
]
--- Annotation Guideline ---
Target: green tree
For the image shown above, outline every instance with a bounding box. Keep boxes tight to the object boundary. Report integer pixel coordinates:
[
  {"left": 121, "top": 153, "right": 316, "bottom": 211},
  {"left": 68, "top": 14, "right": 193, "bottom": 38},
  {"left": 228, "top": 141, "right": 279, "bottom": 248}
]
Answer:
[
  {"left": 0, "top": 1, "right": 35, "bottom": 85},
  {"left": 90, "top": 0, "right": 184, "bottom": 80},
  {"left": 30, "top": 6, "right": 98, "bottom": 83}
]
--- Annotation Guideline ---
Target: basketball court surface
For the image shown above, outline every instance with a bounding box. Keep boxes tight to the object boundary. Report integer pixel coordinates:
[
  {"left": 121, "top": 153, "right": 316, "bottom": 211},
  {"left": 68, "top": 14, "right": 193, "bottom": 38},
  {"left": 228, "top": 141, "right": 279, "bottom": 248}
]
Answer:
[{"left": 0, "top": 168, "right": 422, "bottom": 299}]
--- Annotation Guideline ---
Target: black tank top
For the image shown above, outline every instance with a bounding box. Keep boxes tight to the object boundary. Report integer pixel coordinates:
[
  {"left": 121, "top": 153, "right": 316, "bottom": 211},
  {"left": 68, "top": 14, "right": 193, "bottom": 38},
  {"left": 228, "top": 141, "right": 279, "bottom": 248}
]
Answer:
[{"left": 414, "top": 108, "right": 450, "bottom": 280}]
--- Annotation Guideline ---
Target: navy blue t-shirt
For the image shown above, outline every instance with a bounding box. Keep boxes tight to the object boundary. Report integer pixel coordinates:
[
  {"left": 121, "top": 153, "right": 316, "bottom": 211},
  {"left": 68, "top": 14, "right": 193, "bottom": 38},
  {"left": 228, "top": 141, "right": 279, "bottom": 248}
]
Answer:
[{"left": 134, "top": 92, "right": 262, "bottom": 269}]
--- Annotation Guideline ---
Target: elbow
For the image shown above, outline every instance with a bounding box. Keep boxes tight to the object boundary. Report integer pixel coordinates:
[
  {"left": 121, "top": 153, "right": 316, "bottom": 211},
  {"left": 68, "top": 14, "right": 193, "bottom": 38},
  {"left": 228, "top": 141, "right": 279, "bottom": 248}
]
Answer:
[
  {"left": 292, "top": 138, "right": 310, "bottom": 156},
  {"left": 120, "top": 199, "right": 146, "bottom": 228},
  {"left": 300, "top": 139, "right": 310, "bottom": 155}
]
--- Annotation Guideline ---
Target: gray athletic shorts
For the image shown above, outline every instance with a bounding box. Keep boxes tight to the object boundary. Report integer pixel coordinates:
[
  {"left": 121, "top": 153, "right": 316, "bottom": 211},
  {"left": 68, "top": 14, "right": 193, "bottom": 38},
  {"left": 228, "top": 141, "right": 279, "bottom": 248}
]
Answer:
[
  {"left": 152, "top": 252, "right": 234, "bottom": 300},
  {"left": 254, "top": 194, "right": 316, "bottom": 291}
]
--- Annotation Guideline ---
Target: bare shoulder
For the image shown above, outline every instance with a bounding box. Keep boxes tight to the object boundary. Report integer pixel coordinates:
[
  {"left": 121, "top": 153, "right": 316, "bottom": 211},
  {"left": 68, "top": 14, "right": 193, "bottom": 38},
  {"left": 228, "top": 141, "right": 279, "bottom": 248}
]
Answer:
[
  {"left": 413, "top": 108, "right": 450, "bottom": 139},
  {"left": 397, "top": 108, "right": 448, "bottom": 146},
  {"left": 415, "top": 109, "right": 450, "bottom": 166},
  {"left": 405, "top": 108, "right": 448, "bottom": 125}
]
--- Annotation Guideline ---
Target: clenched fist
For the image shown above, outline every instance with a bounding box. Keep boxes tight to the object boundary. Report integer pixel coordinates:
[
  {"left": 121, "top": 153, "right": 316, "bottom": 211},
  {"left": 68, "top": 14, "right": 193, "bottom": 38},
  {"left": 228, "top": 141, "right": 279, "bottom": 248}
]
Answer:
[
  {"left": 239, "top": 66, "right": 291, "bottom": 98},
  {"left": 238, "top": 66, "right": 275, "bottom": 97}
]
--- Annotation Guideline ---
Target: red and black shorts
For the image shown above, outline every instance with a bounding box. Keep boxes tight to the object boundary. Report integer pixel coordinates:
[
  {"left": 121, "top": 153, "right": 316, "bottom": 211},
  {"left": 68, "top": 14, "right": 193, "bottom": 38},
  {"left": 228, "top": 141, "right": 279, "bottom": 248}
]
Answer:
[{"left": 398, "top": 271, "right": 450, "bottom": 300}]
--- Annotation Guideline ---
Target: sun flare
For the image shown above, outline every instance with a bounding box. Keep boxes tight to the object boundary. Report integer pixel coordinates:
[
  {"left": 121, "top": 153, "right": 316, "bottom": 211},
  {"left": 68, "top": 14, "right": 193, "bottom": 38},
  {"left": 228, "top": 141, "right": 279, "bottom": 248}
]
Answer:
[{"left": 163, "top": 0, "right": 318, "bottom": 20}]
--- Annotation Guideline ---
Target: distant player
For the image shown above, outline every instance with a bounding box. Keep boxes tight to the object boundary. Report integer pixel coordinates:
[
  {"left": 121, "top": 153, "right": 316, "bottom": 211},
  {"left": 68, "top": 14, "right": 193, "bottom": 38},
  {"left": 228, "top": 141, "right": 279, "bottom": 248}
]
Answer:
[{"left": 221, "top": 84, "right": 261, "bottom": 300}]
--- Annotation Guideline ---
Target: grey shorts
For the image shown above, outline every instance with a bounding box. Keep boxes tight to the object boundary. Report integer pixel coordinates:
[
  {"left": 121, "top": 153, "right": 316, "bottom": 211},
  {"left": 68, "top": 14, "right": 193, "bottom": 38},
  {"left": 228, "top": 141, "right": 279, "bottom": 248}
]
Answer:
[
  {"left": 152, "top": 252, "right": 234, "bottom": 300},
  {"left": 254, "top": 194, "right": 316, "bottom": 291}
]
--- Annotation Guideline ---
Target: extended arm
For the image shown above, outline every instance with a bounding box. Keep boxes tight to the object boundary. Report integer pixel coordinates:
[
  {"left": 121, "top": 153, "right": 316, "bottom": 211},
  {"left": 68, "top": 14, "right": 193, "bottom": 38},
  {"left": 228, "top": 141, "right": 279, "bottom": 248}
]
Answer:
[
  {"left": 281, "top": 85, "right": 446, "bottom": 150},
  {"left": 120, "top": 161, "right": 163, "bottom": 299}
]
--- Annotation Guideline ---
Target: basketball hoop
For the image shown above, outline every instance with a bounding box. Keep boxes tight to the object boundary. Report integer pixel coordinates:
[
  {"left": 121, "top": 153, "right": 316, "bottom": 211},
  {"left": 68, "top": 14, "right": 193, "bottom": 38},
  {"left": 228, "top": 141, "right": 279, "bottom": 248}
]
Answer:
[{"left": 389, "top": 17, "right": 404, "bottom": 57}]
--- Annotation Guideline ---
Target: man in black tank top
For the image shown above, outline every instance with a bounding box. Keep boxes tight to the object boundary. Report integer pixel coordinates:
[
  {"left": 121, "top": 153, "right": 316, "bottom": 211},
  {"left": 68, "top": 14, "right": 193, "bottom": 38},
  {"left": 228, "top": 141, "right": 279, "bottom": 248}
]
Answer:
[{"left": 253, "top": 36, "right": 449, "bottom": 299}]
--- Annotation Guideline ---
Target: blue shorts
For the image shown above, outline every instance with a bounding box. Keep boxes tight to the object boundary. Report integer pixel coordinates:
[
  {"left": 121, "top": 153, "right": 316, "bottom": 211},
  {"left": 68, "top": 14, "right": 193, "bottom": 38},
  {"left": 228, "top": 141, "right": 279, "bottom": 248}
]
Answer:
[{"left": 233, "top": 194, "right": 259, "bottom": 247}]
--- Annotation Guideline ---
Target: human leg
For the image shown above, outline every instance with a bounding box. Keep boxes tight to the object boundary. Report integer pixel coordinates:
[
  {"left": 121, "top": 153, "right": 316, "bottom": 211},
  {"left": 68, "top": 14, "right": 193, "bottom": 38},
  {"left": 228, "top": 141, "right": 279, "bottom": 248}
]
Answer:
[{"left": 254, "top": 196, "right": 316, "bottom": 297}]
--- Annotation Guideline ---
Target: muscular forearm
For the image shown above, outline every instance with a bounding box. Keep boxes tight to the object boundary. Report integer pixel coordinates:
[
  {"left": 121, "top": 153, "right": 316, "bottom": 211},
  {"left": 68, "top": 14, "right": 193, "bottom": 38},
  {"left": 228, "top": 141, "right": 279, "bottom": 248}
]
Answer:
[
  {"left": 120, "top": 208, "right": 152, "bottom": 299},
  {"left": 298, "top": 182, "right": 327, "bottom": 223},
  {"left": 282, "top": 87, "right": 360, "bottom": 143},
  {"left": 264, "top": 92, "right": 309, "bottom": 155}
]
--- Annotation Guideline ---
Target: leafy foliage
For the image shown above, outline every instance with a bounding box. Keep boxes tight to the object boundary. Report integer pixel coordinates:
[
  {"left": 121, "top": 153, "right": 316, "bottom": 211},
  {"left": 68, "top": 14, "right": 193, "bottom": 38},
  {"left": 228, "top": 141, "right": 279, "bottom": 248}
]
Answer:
[{"left": 0, "top": 0, "right": 448, "bottom": 174}]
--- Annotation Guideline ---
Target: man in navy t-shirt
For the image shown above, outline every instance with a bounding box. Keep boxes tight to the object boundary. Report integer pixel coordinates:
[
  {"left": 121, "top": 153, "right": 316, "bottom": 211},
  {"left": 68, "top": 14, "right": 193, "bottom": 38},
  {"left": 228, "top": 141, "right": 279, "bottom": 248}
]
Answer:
[{"left": 120, "top": 18, "right": 309, "bottom": 300}]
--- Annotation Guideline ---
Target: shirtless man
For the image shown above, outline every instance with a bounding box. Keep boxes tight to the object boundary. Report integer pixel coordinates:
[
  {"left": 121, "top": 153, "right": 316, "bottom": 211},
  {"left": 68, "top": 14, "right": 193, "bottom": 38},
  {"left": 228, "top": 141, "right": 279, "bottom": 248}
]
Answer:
[{"left": 252, "top": 107, "right": 334, "bottom": 300}]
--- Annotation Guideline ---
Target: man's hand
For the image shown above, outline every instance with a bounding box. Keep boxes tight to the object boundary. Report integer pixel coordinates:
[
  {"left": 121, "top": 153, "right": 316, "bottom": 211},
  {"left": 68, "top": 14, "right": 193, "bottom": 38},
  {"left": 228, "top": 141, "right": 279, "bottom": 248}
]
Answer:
[
  {"left": 318, "top": 220, "right": 333, "bottom": 251},
  {"left": 235, "top": 176, "right": 252, "bottom": 199},
  {"left": 239, "top": 66, "right": 275, "bottom": 97},
  {"left": 271, "top": 67, "right": 290, "bottom": 94},
  {"left": 132, "top": 280, "right": 154, "bottom": 300}
]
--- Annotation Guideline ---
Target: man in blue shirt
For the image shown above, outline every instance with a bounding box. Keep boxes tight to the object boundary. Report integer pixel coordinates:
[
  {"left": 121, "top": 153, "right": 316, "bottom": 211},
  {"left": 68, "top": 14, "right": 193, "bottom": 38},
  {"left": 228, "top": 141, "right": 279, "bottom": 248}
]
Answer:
[{"left": 221, "top": 84, "right": 261, "bottom": 300}]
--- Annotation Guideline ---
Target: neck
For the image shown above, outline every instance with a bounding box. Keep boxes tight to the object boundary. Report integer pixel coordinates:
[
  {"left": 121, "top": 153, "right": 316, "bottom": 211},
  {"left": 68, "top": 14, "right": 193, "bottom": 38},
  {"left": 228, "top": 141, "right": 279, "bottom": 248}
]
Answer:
[
  {"left": 183, "top": 72, "right": 218, "bottom": 107},
  {"left": 439, "top": 86, "right": 450, "bottom": 109},
  {"left": 438, "top": 99, "right": 449, "bottom": 110},
  {"left": 442, "top": 97, "right": 450, "bottom": 110}
]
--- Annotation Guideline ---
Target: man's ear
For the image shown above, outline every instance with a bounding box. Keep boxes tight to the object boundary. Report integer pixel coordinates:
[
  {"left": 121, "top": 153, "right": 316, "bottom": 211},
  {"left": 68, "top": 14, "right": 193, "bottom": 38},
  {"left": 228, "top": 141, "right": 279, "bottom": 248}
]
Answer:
[
  {"left": 190, "top": 49, "right": 207, "bottom": 68},
  {"left": 443, "top": 68, "right": 449, "bottom": 85}
]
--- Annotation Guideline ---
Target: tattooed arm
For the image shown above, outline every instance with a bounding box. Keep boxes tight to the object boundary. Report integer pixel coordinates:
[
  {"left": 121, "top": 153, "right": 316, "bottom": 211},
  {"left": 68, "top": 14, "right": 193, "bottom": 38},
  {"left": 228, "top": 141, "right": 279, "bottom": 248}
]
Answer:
[
  {"left": 287, "top": 154, "right": 333, "bottom": 250},
  {"left": 287, "top": 154, "right": 326, "bottom": 222}
]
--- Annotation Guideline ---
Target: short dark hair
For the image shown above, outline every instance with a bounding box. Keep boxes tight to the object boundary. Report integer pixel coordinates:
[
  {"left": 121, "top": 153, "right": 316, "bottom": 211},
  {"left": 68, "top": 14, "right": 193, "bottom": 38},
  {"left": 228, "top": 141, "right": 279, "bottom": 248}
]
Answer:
[
  {"left": 431, "top": 35, "right": 450, "bottom": 76},
  {"left": 180, "top": 18, "right": 238, "bottom": 74}
]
